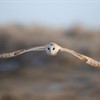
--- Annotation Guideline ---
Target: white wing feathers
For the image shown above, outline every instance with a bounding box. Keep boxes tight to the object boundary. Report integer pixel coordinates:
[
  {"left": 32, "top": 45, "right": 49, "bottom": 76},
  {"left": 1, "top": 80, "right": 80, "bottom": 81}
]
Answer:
[
  {"left": 0, "top": 46, "right": 45, "bottom": 59},
  {"left": 0, "top": 42, "right": 100, "bottom": 68},
  {"left": 61, "top": 47, "right": 100, "bottom": 67}
]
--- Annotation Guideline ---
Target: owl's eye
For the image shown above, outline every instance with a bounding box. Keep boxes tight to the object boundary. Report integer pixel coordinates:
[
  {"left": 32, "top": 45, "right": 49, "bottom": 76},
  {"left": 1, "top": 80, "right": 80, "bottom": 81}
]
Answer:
[
  {"left": 48, "top": 48, "right": 50, "bottom": 50},
  {"left": 53, "top": 48, "right": 55, "bottom": 50}
]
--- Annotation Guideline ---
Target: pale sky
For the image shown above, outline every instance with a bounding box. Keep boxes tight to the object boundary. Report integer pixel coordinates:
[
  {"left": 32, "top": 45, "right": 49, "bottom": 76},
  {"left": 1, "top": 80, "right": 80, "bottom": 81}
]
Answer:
[{"left": 0, "top": 0, "right": 100, "bottom": 27}]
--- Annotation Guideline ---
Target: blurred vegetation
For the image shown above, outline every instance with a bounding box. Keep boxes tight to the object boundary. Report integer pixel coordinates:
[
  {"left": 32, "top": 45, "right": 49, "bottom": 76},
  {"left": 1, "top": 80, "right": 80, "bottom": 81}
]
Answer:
[{"left": 0, "top": 23, "right": 100, "bottom": 100}]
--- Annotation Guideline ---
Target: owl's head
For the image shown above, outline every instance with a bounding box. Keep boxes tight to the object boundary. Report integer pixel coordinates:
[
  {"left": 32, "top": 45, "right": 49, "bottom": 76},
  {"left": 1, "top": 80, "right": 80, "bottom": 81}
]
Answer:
[{"left": 45, "top": 42, "right": 61, "bottom": 56}]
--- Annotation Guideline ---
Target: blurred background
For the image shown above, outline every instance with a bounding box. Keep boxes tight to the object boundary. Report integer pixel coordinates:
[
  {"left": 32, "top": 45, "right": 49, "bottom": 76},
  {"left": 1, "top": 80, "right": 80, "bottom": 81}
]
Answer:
[{"left": 0, "top": 0, "right": 100, "bottom": 100}]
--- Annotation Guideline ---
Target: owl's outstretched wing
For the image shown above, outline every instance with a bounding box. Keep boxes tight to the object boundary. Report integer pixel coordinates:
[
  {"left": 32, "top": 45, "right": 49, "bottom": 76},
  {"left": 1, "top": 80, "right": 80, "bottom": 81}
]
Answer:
[
  {"left": 61, "top": 47, "right": 100, "bottom": 67},
  {"left": 0, "top": 46, "right": 45, "bottom": 59}
]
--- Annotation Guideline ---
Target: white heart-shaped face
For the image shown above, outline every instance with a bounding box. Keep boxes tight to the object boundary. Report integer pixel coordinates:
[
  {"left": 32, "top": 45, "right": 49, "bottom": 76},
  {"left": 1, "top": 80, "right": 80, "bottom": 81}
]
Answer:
[{"left": 45, "top": 42, "right": 61, "bottom": 56}]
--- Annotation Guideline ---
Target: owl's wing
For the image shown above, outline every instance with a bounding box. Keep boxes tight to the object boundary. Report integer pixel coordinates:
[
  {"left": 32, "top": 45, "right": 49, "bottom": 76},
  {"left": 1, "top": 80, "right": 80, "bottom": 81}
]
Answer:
[
  {"left": 0, "top": 46, "right": 45, "bottom": 59},
  {"left": 61, "top": 47, "right": 100, "bottom": 67}
]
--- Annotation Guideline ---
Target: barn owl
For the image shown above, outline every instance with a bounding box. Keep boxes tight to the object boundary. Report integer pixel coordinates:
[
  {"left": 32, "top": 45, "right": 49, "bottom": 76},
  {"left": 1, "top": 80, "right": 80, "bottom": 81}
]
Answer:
[{"left": 0, "top": 42, "right": 99, "bottom": 67}]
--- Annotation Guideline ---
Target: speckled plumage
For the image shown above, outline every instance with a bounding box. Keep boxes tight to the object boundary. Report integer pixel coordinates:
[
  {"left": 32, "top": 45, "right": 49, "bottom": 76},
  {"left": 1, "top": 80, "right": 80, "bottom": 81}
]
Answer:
[{"left": 0, "top": 42, "right": 99, "bottom": 67}]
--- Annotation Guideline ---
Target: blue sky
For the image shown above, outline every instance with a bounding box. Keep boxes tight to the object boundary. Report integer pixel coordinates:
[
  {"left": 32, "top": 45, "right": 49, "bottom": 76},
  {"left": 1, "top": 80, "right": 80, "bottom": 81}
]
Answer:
[{"left": 0, "top": 0, "right": 100, "bottom": 27}]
